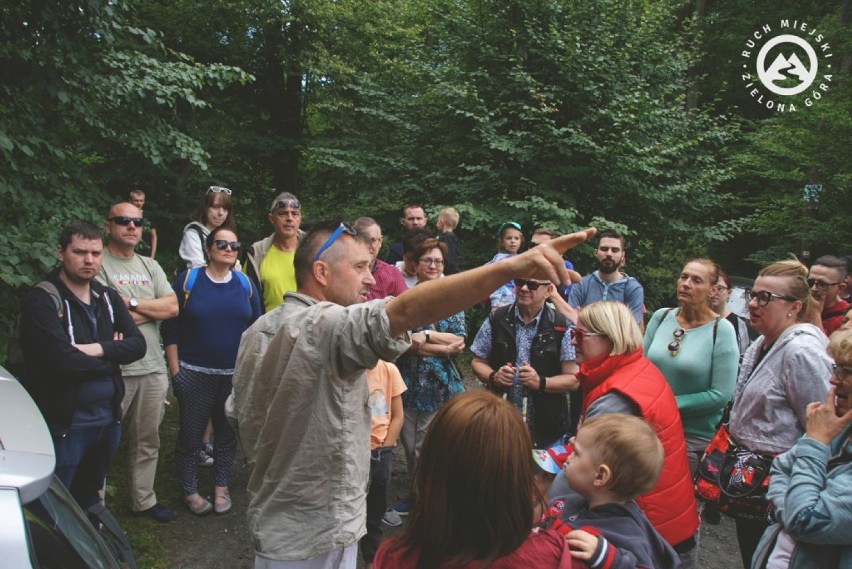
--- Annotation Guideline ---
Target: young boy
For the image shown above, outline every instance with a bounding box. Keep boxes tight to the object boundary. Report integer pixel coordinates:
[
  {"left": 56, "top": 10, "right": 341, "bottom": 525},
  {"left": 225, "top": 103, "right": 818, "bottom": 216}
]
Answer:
[
  {"left": 360, "top": 360, "right": 407, "bottom": 569},
  {"left": 535, "top": 414, "right": 680, "bottom": 569},
  {"left": 436, "top": 207, "right": 461, "bottom": 275}
]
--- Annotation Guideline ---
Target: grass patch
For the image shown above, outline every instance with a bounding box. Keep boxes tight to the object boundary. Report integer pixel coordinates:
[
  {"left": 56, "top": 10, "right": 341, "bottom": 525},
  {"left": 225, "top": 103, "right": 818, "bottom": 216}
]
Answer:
[{"left": 107, "top": 397, "right": 181, "bottom": 569}]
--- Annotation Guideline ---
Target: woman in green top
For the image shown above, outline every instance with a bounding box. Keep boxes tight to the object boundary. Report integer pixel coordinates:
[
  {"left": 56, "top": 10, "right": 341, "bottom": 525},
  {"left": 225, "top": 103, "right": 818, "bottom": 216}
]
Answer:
[{"left": 644, "top": 258, "right": 739, "bottom": 476}]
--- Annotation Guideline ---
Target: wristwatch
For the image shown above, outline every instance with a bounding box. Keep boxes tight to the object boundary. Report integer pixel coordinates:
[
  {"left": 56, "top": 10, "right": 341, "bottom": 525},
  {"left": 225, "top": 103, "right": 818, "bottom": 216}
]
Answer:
[{"left": 129, "top": 297, "right": 139, "bottom": 311}]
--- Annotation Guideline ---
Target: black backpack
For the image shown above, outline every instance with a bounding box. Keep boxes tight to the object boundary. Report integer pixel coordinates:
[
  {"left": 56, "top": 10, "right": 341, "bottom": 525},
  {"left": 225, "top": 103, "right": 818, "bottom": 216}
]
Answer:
[{"left": 5, "top": 281, "right": 64, "bottom": 384}]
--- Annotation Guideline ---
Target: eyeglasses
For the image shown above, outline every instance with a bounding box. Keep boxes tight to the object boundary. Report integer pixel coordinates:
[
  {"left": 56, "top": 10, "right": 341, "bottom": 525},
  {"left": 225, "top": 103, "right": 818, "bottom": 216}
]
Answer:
[
  {"left": 213, "top": 240, "right": 241, "bottom": 251},
  {"left": 418, "top": 258, "right": 444, "bottom": 267},
  {"left": 832, "top": 363, "right": 852, "bottom": 382},
  {"left": 366, "top": 235, "right": 383, "bottom": 245},
  {"left": 514, "top": 278, "right": 550, "bottom": 291},
  {"left": 206, "top": 186, "right": 232, "bottom": 195},
  {"left": 714, "top": 285, "right": 730, "bottom": 292},
  {"left": 807, "top": 278, "right": 843, "bottom": 290},
  {"left": 569, "top": 328, "right": 605, "bottom": 342},
  {"left": 744, "top": 289, "right": 798, "bottom": 307},
  {"left": 313, "top": 222, "right": 357, "bottom": 262},
  {"left": 270, "top": 199, "right": 301, "bottom": 212},
  {"left": 108, "top": 216, "right": 144, "bottom": 227},
  {"left": 668, "top": 328, "right": 685, "bottom": 356}
]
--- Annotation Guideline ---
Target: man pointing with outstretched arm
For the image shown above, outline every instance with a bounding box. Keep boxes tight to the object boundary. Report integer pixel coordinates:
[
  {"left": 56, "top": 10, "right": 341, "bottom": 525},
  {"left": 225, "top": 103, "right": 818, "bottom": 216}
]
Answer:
[{"left": 232, "top": 220, "right": 594, "bottom": 569}]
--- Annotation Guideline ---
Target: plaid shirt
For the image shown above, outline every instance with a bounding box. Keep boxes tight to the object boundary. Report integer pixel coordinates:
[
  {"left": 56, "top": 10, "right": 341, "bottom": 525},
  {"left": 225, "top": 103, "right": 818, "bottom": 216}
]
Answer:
[{"left": 366, "top": 259, "right": 407, "bottom": 300}]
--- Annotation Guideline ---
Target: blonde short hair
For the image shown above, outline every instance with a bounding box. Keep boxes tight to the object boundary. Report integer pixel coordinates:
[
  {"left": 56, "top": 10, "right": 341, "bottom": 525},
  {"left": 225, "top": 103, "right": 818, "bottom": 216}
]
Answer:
[
  {"left": 578, "top": 301, "right": 643, "bottom": 355},
  {"left": 580, "top": 414, "right": 664, "bottom": 501},
  {"left": 828, "top": 329, "right": 852, "bottom": 363},
  {"left": 439, "top": 207, "right": 460, "bottom": 230}
]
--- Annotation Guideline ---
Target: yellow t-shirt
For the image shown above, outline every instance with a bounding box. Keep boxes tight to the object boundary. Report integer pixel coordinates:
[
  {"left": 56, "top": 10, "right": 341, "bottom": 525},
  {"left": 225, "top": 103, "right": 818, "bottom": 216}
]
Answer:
[{"left": 259, "top": 246, "right": 297, "bottom": 312}]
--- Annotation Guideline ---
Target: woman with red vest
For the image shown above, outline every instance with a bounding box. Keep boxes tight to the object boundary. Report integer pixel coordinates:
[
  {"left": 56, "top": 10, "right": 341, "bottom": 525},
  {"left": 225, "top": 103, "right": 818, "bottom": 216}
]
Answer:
[{"left": 548, "top": 301, "right": 700, "bottom": 568}]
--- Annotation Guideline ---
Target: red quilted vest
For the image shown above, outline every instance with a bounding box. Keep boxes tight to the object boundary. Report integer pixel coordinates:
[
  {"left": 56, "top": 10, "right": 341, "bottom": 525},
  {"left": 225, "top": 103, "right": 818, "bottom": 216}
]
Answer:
[{"left": 580, "top": 349, "right": 700, "bottom": 547}]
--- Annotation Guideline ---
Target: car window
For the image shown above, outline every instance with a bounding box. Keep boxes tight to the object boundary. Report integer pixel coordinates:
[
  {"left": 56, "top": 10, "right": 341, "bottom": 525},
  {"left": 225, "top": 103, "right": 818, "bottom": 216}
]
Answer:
[{"left": 24, "top": 479, "right": 121, "bottom": 569}]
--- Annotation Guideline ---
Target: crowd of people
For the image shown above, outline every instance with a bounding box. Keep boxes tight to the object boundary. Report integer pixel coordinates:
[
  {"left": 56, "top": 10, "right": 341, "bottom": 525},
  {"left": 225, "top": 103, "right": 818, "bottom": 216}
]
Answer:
[{"left": 14, "top": 188, "right": 852, "bottom": 569}]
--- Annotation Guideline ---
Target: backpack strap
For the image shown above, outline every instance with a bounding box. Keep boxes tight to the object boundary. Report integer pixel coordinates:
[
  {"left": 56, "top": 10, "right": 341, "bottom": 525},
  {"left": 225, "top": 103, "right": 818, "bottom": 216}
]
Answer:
[
  {"left": 182, "top": 267, "right": 201, "bottom": 305},
  {"left": 233, "top": 270, "right": 253, "bottom": 299},
  {"left": 34, "top": 281, "right": 63, "bottom": 319},
  {"left": 184, "top": 223, "right": 208, "bottom": 265},
  {"left": 183, "top": 268, "right": 252, "bottom": 306}
]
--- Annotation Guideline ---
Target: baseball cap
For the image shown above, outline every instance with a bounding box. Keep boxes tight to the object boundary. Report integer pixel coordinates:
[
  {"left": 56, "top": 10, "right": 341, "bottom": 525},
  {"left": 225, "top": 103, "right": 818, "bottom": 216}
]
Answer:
[{"left": 532, "top": 444, "right": 572, "bottom": 474}]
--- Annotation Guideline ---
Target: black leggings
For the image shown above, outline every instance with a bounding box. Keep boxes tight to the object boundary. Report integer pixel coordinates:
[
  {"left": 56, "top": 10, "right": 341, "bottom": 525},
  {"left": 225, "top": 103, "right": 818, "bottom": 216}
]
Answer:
[{"left": 735, "top": 517, "right": 770, "bottom": 569}]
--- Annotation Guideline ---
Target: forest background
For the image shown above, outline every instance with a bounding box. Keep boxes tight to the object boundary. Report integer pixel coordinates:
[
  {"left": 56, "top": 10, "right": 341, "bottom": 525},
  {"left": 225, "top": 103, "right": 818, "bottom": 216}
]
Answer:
[{"left": 1, "top": 0, "right": 850, "bottom": 349}]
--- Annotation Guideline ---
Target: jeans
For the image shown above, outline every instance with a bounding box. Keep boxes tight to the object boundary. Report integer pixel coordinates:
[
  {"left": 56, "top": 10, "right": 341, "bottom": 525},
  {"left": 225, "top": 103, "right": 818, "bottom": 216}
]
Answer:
[
  {"left": 54, "top": 422, "right": 122, "bottom": 509},
  {"left": 360, "top": 446, "right": 394, "bottom": 563}
]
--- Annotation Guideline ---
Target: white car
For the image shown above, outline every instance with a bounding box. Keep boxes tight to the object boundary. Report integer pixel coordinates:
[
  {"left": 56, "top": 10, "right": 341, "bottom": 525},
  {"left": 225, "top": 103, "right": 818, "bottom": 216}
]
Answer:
[{"left": 0, "top": 366, "right": 137, "bottom": 568}]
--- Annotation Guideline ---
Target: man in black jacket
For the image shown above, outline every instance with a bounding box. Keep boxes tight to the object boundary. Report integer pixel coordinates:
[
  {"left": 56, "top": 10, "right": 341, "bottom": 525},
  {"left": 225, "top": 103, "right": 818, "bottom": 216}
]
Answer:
[
  {"left": 21, "top": 220, "right": 145, "bottom": 509},
  {"left": 470, "top": 277, "right": 580, "bottom": 447}
]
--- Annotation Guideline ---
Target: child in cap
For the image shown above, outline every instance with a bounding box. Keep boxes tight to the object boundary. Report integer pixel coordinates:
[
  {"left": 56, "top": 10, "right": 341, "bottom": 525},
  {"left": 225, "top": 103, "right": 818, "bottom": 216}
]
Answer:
[
  {"left": 537, "top": 414, "right": 680, "bottom": 569},
  {"left": 486, "top": 221, "right": 524, "bottom": 310}
]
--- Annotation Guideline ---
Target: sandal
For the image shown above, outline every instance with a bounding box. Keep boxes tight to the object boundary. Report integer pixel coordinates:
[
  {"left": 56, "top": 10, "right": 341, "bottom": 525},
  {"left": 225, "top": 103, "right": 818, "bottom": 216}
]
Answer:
[
  {"left": 184, "top": 493, "right": 212, "bottom": 516},
  {"left": 214, "top": 489, "right": 232, "bottom": 515}
]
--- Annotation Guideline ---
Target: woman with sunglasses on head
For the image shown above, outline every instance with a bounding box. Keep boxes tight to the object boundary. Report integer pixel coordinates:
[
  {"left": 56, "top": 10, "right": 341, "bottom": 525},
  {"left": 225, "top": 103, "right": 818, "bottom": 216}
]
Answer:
[
  {"left": 162, "top": 226, "right": 262, "bottom": 516},
  {"left": 709, "top": 270, "right": 753, "bottom": 360},
  {"left": 644, "top": 259, "right": 739, "bottom": 477},
  {"left": 548, "top": 300, "right": 700, "bottom": 567},
  {"left": 390, "top": 238, "right": 466, "bottom": 520},
  {"left": 750, "top": 329, "right": 852, "bottom": 569},
  {"left": 724, "top": 259, "right": 832, "bottom": 567},
  {"left": 178, "top": 185, "right": 235, "bottom": 269}
]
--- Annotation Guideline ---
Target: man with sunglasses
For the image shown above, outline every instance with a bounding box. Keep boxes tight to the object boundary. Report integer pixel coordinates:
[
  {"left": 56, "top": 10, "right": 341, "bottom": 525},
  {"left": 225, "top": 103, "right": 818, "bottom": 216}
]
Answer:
[
  {"left": 470, "top": 276, "right": 580, "bottom": 447},
  {"left": 97, "top": 202, "right": 179, "bottom": 522},
  {"left": 568, "top": 228, "right": 645, "bottom": 329},
  {"left": 807, "top": 255, "right": 850, "bottom": 336},
  {"left": 232, "top": 220, "right": 595, "bottom": 569},
  {"left": 245, "top": 191, "right": 305, "bottom": 312}
]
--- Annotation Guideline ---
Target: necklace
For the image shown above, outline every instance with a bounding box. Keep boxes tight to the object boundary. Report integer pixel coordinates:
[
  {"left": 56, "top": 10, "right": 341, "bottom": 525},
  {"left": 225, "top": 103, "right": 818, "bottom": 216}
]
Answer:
[{"left": 668, "top": 327, "right": 685, "bottom": 356}]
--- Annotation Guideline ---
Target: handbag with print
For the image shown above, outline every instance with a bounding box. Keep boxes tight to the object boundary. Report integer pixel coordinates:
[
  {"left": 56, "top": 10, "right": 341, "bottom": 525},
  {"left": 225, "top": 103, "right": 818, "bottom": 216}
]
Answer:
[{"left": 695, "top": 422, "right": 775, "bottom": 521}]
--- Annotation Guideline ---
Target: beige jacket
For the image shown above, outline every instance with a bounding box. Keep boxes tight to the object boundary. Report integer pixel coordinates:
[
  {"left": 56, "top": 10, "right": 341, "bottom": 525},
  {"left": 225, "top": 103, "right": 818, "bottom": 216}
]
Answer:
[{"left": 232, "top": 292, "right": 410, "bottom": 561}]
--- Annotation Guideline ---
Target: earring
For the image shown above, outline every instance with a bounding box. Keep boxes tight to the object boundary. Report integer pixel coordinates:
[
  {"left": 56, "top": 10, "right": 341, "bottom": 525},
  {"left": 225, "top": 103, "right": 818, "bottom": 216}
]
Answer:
[{"left": 787, "top": 313, "right": 792, "bottom": 318}]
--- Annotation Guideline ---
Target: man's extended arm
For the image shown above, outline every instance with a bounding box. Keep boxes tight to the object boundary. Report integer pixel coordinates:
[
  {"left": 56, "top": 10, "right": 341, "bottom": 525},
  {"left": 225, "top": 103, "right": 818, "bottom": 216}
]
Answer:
[{"left": 385, "top": 229, "right": 595, "bottom": 337}]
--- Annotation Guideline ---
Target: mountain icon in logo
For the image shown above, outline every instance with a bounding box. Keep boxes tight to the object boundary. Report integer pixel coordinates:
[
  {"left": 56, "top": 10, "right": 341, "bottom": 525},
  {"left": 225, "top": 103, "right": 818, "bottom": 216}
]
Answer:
[{"left": 762, "top": 52, "right": 810, "bottom": 86}]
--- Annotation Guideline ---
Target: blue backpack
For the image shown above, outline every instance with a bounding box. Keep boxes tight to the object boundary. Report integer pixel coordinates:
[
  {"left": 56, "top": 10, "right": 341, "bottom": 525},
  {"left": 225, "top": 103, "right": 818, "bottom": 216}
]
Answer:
[{"left": 181, "top": 268, "right": 252, "bottom": 305}]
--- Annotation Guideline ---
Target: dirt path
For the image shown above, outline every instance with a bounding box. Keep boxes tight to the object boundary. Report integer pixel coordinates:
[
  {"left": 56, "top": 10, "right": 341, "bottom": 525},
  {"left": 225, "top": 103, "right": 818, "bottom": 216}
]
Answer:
[{"left": 158, "top": 383, "right": 743, "bottom": 568}]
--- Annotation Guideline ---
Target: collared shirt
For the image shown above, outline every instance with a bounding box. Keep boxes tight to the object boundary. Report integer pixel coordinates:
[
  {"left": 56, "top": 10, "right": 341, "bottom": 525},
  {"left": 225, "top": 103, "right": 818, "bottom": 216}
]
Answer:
[
  {"left": 366, "top": 259, "right": 407, "bottom": 300},
  {"left": 568, "top": 270, "right": 644, "bottom": 324},
  {"left": 232, "top": 293, "right": 410, "bottom": 561},
  {"left": 471, "top": 305, "right": 574, "bottom": 424}
]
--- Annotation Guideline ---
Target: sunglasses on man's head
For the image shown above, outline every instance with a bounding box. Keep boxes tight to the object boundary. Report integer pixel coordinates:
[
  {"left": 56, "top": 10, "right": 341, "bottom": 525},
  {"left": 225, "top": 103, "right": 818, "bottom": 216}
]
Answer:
[
  {"left": 271, "top": 199, "right": 301, "bottom": 212},
  {"left": 108, "top": 216, "right": 144, "bottom": 227},
  {"left": 213, "top": 240, "right": 241, "bottom": 251},
  {"left": 206, "top": 186, "right": 232, "bottom": 195},
  {"left": 313, "top": 222, "right": 357, "bottom": 262},
  {"left": 514, "top": 278, "right": 550, "bottom": 291}
]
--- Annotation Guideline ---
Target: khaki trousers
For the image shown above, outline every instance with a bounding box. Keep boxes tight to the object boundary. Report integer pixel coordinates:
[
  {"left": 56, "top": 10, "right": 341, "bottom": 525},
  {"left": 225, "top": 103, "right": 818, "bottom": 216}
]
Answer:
[{"left": 122, "top": 371, "right": 169, "bottom": 511}]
